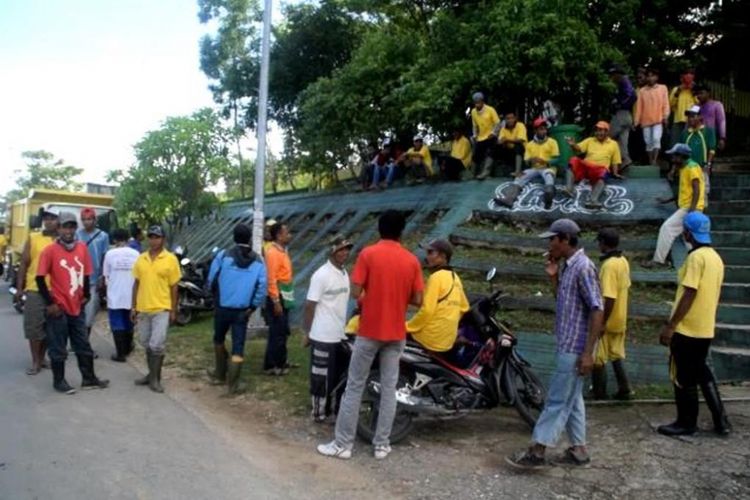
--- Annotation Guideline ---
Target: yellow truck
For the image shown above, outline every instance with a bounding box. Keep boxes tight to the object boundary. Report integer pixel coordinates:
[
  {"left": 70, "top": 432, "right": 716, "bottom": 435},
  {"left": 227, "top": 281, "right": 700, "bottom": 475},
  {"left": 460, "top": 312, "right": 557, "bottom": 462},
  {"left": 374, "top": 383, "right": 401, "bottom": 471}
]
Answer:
[{"left": 4, "top": 188, "right": 118, "bottom": 283}]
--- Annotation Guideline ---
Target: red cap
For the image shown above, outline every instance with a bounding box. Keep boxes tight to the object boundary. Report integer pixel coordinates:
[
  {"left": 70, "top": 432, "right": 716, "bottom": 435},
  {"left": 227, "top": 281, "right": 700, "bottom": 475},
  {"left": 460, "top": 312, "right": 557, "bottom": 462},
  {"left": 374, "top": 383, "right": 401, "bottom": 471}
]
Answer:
[
  {"left": 533, "top": 117, "right": 547, "bottom": 129},
  {"left": 80, "top": 207, "right": 96, "bottom": 219}
]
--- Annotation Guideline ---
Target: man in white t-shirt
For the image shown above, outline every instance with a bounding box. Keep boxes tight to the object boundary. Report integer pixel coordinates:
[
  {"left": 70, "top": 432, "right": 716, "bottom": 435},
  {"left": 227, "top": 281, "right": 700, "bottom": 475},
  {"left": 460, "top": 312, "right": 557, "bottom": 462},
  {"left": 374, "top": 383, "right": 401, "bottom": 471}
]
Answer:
[
  {"left": 102, "top": 228, "right": 141, "bottom": 362},
  {"left": 302, "top": 236, "right": 353, "bottom": 423}
]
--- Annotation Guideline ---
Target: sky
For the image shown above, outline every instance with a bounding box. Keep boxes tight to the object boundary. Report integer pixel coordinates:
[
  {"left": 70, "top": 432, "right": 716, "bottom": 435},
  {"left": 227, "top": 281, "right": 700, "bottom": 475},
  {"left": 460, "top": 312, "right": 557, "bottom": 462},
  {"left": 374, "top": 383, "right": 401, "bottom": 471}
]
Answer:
[{"left": 0, "top": 0, "right": 286, "bottom": 195}]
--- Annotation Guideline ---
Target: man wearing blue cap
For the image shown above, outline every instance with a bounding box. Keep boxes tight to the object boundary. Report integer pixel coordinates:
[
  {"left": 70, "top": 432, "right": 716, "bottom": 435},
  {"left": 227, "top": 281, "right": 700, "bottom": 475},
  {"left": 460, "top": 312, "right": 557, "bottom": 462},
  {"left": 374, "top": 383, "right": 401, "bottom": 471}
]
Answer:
[
  {"left": 643, "top": 143, "right": 705, "bottom": 268},
  {"left": 657, "top": 212, "right": 730, "bottom": 436}
]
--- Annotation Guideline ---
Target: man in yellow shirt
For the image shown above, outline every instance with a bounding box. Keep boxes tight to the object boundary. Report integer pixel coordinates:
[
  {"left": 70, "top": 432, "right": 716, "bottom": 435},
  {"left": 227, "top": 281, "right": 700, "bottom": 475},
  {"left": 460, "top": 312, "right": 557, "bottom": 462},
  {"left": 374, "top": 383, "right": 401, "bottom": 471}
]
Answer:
[
  {"left": 495, "top": 118, "right": 559, "bottom": 209},
  {"left": 397, "top": 135, "right": 433, "bottom": 184},
  {"left": 131, "top": 225, "right": 181, "bottom": 393},
  {"left": 471, "top": 92, "right": 501, "bottom": 180},
  {"left": 590, "top": 228, "right": 633, "bottom": 400},
  {"left": 407, "top": 239, "right": 469, "bottom": 352},
  {"left": 16, "top": 209, "right": 59, "bottom": 375},
  {"left": 564, "top": 121, "right": 623, "bottom": 209},
  {"left": 498, "top": 112, "right": 528, "bottom": 177},
  {"left": 657, "top": 212, "right": 730, "bottom": 437},
  {"left": 439, "top": 129, "right": 472, "bottom": 181},
  {"left": 643, "top": 143, "right": 705, "bottom": 268},
  {"left": 669, "top": 68, "right": 697, "bottom": 146}
]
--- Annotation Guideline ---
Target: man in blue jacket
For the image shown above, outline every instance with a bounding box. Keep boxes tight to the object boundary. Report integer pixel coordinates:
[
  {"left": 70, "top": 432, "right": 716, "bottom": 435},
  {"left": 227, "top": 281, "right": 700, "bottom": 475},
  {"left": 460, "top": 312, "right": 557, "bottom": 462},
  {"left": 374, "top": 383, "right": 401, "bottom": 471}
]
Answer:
[{"left": 207, "top": 223, "right": 267, "bottom": 394}]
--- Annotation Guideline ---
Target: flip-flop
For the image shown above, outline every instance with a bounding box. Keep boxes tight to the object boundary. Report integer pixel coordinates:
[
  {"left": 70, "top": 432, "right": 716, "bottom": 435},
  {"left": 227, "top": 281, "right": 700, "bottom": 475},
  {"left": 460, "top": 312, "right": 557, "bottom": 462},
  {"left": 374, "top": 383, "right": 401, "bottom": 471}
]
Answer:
[{"left": 26, "top": 367, "right": 41, "bottom": 376}]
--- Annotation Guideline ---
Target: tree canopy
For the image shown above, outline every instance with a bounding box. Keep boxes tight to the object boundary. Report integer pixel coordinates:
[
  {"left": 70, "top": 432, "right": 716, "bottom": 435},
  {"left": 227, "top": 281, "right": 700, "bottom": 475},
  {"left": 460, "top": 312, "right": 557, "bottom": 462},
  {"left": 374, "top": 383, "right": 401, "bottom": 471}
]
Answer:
[{"left": 5, "top": 150, "right": 83, "bottom": 204}]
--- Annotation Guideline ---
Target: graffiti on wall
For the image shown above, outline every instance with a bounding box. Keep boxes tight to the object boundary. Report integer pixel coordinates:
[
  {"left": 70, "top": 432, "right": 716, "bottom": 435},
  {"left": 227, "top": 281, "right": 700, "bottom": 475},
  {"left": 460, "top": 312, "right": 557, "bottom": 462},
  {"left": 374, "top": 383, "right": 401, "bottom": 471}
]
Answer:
[{"left": 487, "top": 182, "right": 635, "bottom": 215}]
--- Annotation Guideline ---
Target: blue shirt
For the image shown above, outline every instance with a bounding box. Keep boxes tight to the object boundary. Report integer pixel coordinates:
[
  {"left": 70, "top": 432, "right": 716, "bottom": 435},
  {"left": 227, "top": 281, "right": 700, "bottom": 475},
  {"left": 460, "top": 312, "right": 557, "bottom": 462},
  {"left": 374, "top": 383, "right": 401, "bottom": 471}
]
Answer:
[
  {"left": 554, "top": 249, "right": 603, "bottom": 354},
  {"left": 615, "top": 76, "right": 637, "bottom": 111},
  {"left": 76, "top": 228, "right": 110, "bottom": 282},
  {"left": 208, "top": 247, "right": 268, "bottom": 310}
]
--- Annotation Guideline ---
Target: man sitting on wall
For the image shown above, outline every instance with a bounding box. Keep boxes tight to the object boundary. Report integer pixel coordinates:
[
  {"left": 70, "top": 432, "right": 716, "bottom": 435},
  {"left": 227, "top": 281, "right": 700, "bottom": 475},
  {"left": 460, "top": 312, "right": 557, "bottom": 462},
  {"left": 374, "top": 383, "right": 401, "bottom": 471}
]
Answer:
[
  {"left": 397, "top": 135, "right": 433, "bottom": 184},
  {"left": 498, "top": 112, "right": 528, "bottom": 177},
  {"left": 439, "top": 129, "right": 472, "bottom": 181},
  {"left": 564, "top": 121, "right": 623, "bottom": 210}
]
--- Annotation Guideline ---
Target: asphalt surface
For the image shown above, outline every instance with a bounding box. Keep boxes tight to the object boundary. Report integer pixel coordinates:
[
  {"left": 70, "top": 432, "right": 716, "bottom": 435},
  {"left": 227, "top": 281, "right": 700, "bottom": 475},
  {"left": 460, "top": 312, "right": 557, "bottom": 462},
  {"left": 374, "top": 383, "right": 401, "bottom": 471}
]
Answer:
[{"left": 0, "top": 286, "right": 288, "bottom": 500}]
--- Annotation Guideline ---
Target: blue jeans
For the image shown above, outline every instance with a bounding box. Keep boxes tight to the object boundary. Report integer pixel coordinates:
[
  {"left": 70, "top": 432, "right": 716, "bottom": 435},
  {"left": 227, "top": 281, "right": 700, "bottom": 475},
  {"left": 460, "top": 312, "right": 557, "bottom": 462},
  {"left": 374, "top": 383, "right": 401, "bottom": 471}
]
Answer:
[
  {"left": 214, "top": 307, "right": 250, "bottom": 357},
  {"left": 46, "top": 311, "right": 93, "bottom": 362},
  {"left": 372, "top": 162, "right": 395, "bottom": 186},
  {"left": 531, "top": 352, "right": 586, "bottom": 447}
]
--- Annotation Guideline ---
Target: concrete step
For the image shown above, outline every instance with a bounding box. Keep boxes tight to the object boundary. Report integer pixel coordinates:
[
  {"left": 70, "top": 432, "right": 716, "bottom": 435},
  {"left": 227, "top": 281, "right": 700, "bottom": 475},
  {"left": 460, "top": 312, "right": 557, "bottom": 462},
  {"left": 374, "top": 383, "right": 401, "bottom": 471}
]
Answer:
[
  {"left": 711, "top": 346, "right": 750, "bottom": 381},
  {"left": 706, "top": 200, "right": 750, "bottom": 215},
  {"left": 722, "top": 283, "right": 750, "bottom": 304},
  {"left": 712, "top": 215, "right": 750, "bottom": 231},
  {"left": 713, "top": 231, "right": 750, "bottom": 247},
  {"left": 715, "top": 323, "right": 750, "bottom": 348},
  {"left": 710, "top": 175, "right": 750, "bottom": 188},
  {"left": 626, "top": 165, "right": 661, "bottom": 179},
  {"left": 718, "top": 302, "right": 750, "bottom": 324},
  {"left": 717, "top": 247, "right": 750, "bottom": 266},
  {"left": 726, "top": 265, "right": 750, "bottom": 282},
  {"left": 709, "top": 187, "right": 750, "bottom": 199}
]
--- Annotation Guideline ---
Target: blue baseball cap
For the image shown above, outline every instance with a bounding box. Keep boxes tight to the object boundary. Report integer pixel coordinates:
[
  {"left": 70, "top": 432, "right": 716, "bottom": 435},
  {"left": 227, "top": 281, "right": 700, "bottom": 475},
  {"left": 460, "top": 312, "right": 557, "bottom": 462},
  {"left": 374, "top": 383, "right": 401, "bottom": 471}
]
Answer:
[
  {"left": 666, "top": 143, "right": 692, "bottom": 157},
  {"left": 683, "top": 212, "right": 711, "bottom": 244}
]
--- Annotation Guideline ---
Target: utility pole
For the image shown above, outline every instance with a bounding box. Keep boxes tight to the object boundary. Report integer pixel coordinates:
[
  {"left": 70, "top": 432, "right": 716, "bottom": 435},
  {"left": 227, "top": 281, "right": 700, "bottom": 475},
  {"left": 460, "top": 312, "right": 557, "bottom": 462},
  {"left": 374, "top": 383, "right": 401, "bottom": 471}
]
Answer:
[{"left": 252, "top": 0, "right": 272, "bottom": 254}]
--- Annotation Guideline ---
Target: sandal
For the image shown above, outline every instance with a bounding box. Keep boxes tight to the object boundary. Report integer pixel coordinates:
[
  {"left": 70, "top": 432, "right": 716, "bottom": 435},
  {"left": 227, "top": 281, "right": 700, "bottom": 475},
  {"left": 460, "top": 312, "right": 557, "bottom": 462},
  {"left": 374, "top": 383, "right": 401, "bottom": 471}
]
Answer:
[{"left": 26, "top": 366, "right": 41, "bottom": 376}]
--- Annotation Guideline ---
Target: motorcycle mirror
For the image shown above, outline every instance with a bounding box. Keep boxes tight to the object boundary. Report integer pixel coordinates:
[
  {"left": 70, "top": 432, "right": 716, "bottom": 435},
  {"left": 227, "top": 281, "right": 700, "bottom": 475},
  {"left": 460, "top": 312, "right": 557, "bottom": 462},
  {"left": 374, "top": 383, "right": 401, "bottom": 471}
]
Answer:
[
  {"left": 211, "top": 246, "right": 220, "bottom": 254},
  {"left": 174, "top": 245, "right": 184, "bottom": 256},
  {"left": 485, "top": 267, "right": 497, "bottom": 282},
  {"left": 180, "top": 258, "right": 191, "bottom": 266}
]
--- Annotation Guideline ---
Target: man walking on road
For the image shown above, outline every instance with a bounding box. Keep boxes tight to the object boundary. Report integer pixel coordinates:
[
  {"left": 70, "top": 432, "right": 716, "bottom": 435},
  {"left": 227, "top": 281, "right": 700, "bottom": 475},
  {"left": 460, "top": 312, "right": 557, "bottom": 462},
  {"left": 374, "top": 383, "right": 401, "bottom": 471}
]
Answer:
[
  {"left": 318, "top": 211, "right": 424, "bottom": 460},
  {"left": 36, "top": 211, "right": 109, "bottom": 394},
  {"left": 16, "top": 208, "right": 58, "bottom": 375},
  {"left": 264, "top": 222, "right": 295, "bottom": 376},
  {"left": 657, "top": 212, "right": 731, "bottom": 437},
  {"left": 507, "top": 219, "right": 603, "bottom": 469},
  {"left": 302, "top": 236, "right": 353, "bottom": 423},
  {"left": 102, "top": 228, "right": 140, "bottom": 362},
  {"left": 77, "top": 207, "right": 110, "bottom": 338},
  {"left": 207, "top": 223, "right": 267, "bottom": 394},
  {"left": 131, "top": 225, "right": 181, "bottom": 393}
]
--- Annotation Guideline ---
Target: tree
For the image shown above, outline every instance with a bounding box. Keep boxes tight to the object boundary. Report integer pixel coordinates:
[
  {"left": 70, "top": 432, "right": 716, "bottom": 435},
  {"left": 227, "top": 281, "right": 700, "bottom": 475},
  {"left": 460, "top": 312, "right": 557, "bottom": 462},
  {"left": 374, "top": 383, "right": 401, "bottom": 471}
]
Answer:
[
  {"left": 111, "top": 109, "right": 231, "bottom": 226},
  {"left": 5, "top": 150, "right": 83, "bottom": 203}
]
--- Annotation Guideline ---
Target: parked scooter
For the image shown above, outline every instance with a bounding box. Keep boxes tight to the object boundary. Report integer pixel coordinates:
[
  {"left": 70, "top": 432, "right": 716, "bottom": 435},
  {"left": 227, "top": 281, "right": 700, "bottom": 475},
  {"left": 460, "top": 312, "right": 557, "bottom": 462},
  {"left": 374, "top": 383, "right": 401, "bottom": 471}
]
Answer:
[
  {"left": 173, "top": 246, "right": 216, "bottom": 326},
  {"left": 341, "top": 268, "right": 546, "bottom": 444}
]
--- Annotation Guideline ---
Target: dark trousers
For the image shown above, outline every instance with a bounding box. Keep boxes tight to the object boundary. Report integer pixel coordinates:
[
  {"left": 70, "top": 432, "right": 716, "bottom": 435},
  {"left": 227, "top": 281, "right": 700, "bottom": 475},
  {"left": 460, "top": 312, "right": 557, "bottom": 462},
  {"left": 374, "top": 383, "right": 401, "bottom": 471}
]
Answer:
[
  {"left": 263, "top": 299, "right": 290, "bottom": 370},
  {"left": 310, "top": 340, "right": 349, "bottom": 418},
  {"left": 214, "top": 307, "right": 250, "bottom": 357},
  {"left": 671, "top": 332, "right": 713, "bottom": 388},
  {"left": 440, "top": 156, "right": 465, "bottom": 181},
  {"left": 473, "top": 138, "right": 495, "bottom": 175},
  {"left": 46, "top": 311, "right": 93, "bottom": 362},
  {"left": 497, "top": 143, "right": 524, "bottom": 165}
]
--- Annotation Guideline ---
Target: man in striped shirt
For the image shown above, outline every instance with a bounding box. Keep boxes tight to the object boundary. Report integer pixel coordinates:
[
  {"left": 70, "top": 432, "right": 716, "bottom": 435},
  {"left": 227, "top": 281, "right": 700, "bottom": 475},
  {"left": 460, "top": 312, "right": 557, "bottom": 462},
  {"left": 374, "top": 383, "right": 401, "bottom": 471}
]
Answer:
[{"left": 508, "top": 219, "right": 603, "bottom": 469}]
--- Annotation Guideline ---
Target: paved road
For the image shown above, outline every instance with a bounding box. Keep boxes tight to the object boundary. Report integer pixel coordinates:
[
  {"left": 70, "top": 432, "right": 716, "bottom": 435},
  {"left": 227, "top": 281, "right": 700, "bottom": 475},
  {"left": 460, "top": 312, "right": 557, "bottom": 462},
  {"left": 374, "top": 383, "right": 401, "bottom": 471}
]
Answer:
[{"left": 0, "top": 287, "right": 288, "bottom": 500}]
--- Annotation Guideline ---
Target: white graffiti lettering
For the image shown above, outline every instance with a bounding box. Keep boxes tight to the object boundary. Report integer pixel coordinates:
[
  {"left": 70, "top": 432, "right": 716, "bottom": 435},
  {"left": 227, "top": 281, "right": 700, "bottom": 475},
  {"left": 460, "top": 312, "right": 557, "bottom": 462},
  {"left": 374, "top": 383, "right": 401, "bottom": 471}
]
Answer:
[{"left": 487, "top": 182, "right": 634, "bottom": 215}]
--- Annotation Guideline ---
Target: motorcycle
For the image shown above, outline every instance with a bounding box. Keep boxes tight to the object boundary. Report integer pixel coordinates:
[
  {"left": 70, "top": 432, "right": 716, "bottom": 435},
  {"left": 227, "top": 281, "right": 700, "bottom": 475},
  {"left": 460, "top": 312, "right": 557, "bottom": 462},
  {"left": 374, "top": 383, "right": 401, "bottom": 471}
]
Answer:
[
  {"left": 174, "top": 246, "right": 216, "bottom": 326},
  {"left": 351, "top": 267, "right": 547, "bottom": 444}
]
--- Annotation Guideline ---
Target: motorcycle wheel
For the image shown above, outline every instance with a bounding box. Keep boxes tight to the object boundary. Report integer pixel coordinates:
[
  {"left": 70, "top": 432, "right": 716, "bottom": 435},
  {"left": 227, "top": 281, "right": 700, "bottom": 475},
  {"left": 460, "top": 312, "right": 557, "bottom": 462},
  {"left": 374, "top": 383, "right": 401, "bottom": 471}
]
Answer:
[
  {"left": 14, "top": 301, "right": 24, "bottom": 314},
  {"left": 501, "top": 360, "right": 547, "bottom": 429},
  {"left": 356, "top": 371, "right": 414, "bottom": 445}
]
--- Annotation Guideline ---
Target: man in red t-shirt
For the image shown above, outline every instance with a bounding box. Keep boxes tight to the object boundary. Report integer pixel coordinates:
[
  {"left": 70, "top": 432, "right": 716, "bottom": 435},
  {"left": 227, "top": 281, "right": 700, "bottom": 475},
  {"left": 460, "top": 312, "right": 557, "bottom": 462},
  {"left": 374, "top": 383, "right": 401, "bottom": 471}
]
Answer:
[
  {"left": 36, "top": 212, "right": 109, "bottom": 394},
  {"left": 318, "top": 210, "right": 423, "bottom": 460}
]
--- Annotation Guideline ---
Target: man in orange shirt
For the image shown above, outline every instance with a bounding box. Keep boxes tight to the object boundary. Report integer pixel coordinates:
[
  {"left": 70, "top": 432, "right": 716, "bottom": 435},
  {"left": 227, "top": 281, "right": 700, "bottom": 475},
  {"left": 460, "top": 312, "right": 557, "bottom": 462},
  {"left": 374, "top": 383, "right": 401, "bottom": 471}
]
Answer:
[
  {"left": 264, "top": 222, "right": 294, "bottom": 375},
  {"left": 318, "top": 210, "right": 424, "bottom": 461},
  {"left": 634, "top": 67, "right": 670, "bottom": 165}
]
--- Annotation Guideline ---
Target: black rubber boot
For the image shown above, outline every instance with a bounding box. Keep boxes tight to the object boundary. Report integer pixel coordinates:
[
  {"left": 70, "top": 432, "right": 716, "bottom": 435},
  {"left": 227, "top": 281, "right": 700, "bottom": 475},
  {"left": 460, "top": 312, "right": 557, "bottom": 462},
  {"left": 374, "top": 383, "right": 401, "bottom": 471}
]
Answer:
[
  {"left": 110, "top": 330, "right": 126, "bottom": 362},
  {"left": 135, "top": 350, "right": 151, "bottom": 386},
  {"left": 149, "top": 353, "right": 165, "bottom": 393},
  {"left": 590, "top": 365, "right": 608, "bottom": 400},
  {"left": 585, "top": 180, "right": 605, "bottom": 209},
  {"left": 700, "top": 380, "right": 731, "bottom": 436},
  {"left": 476, "top": 157, "right": 493, "bottom": 180},
  {"left": 208, "top": 344, "right": 228, "bottom": 384},
  {"left": 123, "top": 330, "right": 135, "bottom": 356},
  {"left": 226, "top": 359, "right": 245, "bottom": 395},
  {"left": 543, "top": 185, "right": 555, "bottom": 209},
  {"left": 658, "top": 384, "right": 698, "bottom": 436},
  {"left": 77, "top": 354, "right": 110, "bottom": 389},
  {"left": 494, "top": 184, "right": 522, "bottom": 208},
  {"left": 612, "top": 359, "right": 634, "bottom": 400},
  {"left": 52, "top": 360, "right": 76, "bottom": 395}
]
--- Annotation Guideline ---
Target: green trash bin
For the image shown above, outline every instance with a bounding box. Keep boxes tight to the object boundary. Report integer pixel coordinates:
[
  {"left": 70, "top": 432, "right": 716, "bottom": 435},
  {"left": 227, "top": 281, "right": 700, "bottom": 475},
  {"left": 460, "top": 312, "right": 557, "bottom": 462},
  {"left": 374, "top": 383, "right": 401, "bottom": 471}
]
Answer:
[{"left": 549, "top": 124, "right": 584, "bottom": 169}]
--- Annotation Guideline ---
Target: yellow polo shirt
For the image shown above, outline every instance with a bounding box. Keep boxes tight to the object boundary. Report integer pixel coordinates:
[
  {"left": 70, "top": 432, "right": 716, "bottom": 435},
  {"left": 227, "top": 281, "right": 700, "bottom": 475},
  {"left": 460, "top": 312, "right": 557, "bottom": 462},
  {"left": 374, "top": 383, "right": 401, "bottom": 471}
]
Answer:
[
  {"left": 133, "top": 249, "right": 181, "bottom": 313},
  {"left": 672, "top": 247, "right": 724, "bottom": 338},
  {"left": 25, "top": 232, "right": 55, "bottom": 292},
  {"left": 577, "top": 137, "right": 622, "bottom": 168},
  {"left": 600, "top": 255, "right": 631, "bottom": 334},
  {"left": 678, "top": 160, "right": 705, "bottom": 211},
  {"left": 450, "top": 136, "right": 472, "bottom": 168},
  {"left": 471, "top": 105, "right": 500, "bottom": 142},
  {"left": 405, "top": 145, "right": 433, "bottom": 175},
  {"left": 499, "top": 122, "right": 528, "bottom": 148},
  {"left": 407, "top": 269, "right": 470, "bottom": 352},
  {"left": 670, "top": 86, "right": 697, "bottom": 124},
  {"left": 524, "top": 137, "right": 560, "bottom": 172}
]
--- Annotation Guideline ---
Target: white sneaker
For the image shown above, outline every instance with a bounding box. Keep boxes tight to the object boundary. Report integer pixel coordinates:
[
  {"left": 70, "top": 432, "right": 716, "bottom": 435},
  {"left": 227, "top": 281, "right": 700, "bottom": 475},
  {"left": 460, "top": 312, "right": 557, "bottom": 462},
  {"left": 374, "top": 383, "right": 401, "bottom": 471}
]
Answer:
[
  {"left": 317, "top": 441, "right": 352, "bottom": 459},
  {"left": 373, "top": 445, "right": 392, "bottom": 460}
]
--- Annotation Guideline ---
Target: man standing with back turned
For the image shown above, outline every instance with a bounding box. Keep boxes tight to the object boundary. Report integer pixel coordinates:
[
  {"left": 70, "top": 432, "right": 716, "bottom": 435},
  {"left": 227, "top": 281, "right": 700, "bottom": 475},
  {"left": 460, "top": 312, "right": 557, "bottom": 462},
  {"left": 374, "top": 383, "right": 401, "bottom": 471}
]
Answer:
[{"left": 318, "top": 210, "right": 424, "bottom": 460}]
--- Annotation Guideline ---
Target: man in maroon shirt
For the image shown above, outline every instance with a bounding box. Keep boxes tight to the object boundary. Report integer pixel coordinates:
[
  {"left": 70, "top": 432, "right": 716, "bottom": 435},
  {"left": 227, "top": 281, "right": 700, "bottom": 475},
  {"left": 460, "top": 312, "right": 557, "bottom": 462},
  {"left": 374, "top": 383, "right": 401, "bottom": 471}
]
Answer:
[
  {"left": 36, "top": 212, "right": 109, "bottom": 394},
  {"left": 317, "top": 210, "right": 424, "bottom": 460}
]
